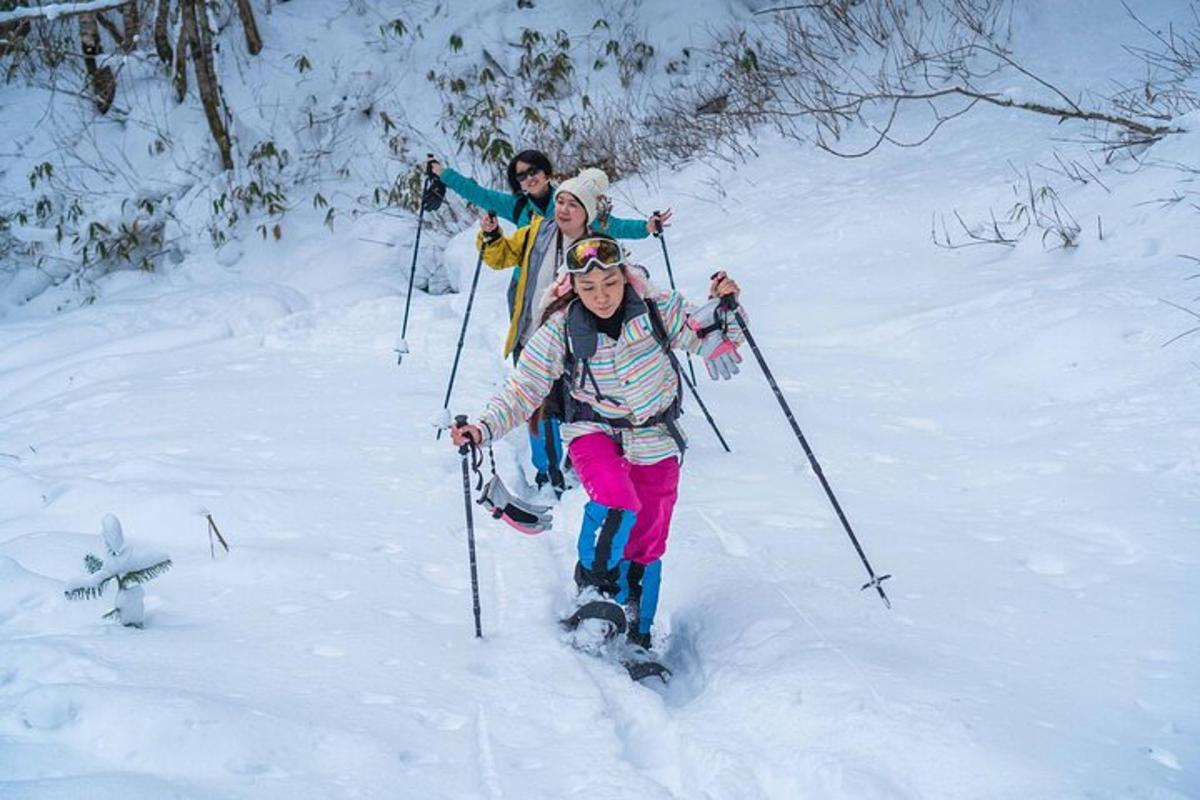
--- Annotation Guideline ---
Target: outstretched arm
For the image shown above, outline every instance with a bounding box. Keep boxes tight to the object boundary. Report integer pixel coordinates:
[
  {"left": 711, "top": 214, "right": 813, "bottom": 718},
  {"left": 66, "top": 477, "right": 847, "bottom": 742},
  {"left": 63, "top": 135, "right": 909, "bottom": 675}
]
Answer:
[
  {"left": 592, "top": 206, "right": 671, "bottom": 240},
  {"left": 427, "top": 156, "right": 521, "bottom": 223}
]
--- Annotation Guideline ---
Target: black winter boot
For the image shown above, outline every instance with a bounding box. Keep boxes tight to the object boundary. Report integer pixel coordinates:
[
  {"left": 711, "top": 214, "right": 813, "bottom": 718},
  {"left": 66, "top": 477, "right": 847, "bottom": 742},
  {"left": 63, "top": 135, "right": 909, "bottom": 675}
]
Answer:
[
  {"left": 574, "top": 561, "right": 621, "bottom": 599},
  {"left": 622, "top": 561, "right": 645, "bottom": 632},
  {"left": 627, "top": 627, "right": 652, "bottom": 650}
]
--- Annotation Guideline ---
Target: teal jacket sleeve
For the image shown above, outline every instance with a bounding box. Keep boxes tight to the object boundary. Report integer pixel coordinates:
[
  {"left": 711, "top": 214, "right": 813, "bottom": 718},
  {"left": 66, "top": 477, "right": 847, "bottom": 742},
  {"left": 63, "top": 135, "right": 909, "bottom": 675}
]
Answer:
[
  {"left": 441, "top": 168, "right": 520, "bottom": 223},
  {"left": 593, "top": 213, "right": 650, "bottom": 240}
]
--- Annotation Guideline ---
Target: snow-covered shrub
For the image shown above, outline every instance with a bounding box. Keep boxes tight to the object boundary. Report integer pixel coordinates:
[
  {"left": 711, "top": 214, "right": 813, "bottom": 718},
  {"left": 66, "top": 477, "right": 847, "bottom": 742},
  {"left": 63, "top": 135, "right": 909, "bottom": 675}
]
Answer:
[
  {"left": 64, "top": 514, "right": 172, "bottom": 629},
  {"left": 427, "top": 19, "right": 659, "bottom": 183}
]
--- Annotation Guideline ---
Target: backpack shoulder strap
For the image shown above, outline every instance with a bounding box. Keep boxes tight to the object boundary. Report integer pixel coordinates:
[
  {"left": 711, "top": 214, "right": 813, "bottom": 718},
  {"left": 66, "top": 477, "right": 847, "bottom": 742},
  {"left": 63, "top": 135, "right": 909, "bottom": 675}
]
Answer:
[
  {"left": 643, "top": 296, "right": 672, "bottom": 351},
  {"left": 513, "top": 194, "right": 531, "bottom": 225},
  {"left": 643, "top": 297, "right": 685, "bottom": 393}
]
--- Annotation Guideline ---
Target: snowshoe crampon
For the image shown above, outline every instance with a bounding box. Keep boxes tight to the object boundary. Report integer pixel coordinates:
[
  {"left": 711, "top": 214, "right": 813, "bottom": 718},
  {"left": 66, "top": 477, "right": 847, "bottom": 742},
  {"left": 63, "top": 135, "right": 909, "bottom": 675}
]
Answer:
[{"left": 621, "top": 657, "right": 671, "bottom": 685}]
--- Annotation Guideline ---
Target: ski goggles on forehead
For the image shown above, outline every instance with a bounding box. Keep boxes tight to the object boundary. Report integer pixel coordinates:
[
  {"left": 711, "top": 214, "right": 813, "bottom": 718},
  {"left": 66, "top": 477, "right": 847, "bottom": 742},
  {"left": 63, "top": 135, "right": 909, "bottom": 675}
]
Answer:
[{"left": 565, "top": 237, "right": 625, "bottom": 274}]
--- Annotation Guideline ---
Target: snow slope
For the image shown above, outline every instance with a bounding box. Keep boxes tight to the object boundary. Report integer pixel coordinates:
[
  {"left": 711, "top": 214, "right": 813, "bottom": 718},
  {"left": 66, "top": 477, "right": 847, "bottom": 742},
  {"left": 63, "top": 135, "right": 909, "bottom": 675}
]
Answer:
[{"left": 2, "top": 2, "right": 1199, "bottom": 799}]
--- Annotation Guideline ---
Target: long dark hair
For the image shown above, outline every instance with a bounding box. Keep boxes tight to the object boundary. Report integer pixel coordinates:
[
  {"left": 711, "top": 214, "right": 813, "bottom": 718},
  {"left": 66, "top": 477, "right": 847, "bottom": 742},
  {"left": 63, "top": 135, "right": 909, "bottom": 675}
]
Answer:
[{"left": 506, "top": 150, "right": 554, "bottom": 195}]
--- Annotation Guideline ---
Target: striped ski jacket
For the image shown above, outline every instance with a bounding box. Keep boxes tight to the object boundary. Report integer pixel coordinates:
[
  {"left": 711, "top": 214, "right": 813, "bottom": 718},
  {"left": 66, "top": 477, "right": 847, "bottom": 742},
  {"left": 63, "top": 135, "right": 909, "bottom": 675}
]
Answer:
[{"left": 477, "top": 287, "right": 746, "bottom": 465}]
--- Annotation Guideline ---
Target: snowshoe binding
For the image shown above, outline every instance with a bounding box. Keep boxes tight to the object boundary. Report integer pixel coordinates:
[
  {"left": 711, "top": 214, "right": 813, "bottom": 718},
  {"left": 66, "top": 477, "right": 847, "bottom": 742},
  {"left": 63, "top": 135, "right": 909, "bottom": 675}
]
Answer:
[{"left": 560, "top": 598, "right": 626, "bottom": 655}]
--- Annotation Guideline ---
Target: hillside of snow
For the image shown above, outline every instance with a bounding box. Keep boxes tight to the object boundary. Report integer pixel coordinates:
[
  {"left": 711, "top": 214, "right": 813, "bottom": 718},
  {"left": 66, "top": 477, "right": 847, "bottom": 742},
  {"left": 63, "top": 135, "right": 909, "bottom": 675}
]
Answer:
[{"left": 2, "top": 2, "right": 1199, "bottom": 799}]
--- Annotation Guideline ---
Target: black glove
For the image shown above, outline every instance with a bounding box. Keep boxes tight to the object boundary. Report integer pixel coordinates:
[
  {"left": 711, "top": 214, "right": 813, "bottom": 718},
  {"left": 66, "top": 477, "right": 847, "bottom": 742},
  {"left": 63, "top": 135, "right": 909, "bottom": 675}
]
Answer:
[{"left": 422, "top": 176, "right": 446, "bottom": 212}]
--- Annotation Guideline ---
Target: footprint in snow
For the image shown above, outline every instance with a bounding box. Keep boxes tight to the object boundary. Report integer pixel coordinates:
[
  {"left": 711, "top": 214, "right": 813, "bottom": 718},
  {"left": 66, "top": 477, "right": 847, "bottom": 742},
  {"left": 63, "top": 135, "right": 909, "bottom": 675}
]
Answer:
[
  {"left": 420, "top": 562, "right": 468, "bottom": 592},
  {"left": 311, "top": 645, "right": 345, "bottom": 658},
  {"left": 1147, "top": 747, "right": 1181, "bottom": 770},
  {"left": 1021, "top": 553, "right": 1068, "bottom": 576},
  {"left": 415, "top": 708, "right": 469, "bottom": 731},
  {"left": 18, "top": 690, "right": 78, "bottom": 730},
  {"left": 894, "top": 416, "right": 941, "bottom": 432},
  {"left": 226, "top": 760, "right": 287, "bottom": 777},
  {"left": 360, "top": 693, "right": 397, "bottom": 705},
  {"left": 273, "top": 603, "right": 307, "bottom": 615}
]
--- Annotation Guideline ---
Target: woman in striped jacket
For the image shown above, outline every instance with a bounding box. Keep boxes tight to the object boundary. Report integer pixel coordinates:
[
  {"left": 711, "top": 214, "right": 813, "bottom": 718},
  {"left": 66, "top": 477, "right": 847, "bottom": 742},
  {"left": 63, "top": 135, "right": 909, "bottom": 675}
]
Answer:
[{"left": 451, "top": 235, "right": 745, "bottom": 651}]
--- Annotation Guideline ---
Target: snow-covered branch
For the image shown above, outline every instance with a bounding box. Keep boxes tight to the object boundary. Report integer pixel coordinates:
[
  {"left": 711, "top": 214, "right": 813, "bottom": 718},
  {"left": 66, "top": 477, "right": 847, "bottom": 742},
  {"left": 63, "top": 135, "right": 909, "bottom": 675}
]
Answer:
[{"left": 0, "top": 1, "right": 135, "bottom": 26}]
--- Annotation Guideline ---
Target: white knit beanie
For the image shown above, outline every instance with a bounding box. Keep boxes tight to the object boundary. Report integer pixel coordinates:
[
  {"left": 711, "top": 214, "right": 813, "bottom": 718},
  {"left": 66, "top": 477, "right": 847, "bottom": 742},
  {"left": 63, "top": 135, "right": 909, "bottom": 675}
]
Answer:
[{"left": 556, "top": 167, "right": 609, "bottom": 225}]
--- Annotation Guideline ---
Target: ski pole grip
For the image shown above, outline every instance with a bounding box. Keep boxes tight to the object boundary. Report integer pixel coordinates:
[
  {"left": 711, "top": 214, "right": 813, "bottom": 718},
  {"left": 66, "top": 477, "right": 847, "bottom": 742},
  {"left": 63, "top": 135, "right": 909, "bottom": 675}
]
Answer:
[
  {"left": 652, "top": 210, "right": 663, "bottom": 236},
  {"left": 454, "top": 414, "right": 470, "bottom": 455},
  {"left": 425, "top": 153, "right": 435, "bottom": 176},
  {"left": 719, "top": 294, "right": 739, "bottom": 314}
]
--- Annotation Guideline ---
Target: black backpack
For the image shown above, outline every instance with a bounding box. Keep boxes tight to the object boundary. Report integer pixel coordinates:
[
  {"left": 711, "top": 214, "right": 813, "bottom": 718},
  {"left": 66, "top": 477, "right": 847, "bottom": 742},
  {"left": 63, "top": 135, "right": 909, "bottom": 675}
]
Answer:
[{"left": 543, "top": 292, "right": 686, "bottom": 455}]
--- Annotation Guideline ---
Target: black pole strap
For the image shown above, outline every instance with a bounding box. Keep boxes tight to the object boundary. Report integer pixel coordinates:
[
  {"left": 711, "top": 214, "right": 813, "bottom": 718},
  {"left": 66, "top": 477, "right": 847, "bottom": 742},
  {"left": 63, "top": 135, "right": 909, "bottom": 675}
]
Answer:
[{"left": 724, "top": 298, "right": 892, "bottom": 609}]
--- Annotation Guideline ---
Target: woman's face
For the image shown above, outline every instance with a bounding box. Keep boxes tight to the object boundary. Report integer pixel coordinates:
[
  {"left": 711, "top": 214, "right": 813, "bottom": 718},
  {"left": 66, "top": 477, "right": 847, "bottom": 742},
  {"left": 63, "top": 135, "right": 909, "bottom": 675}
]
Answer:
[
  {"left": 574, "top": 267, "right": 626, "bottom": 320},
  {"left": 514, "top": 160, "right": 550, "bottom": 199},
  {"left": 555, "top": 192, "right": 588, "bottom": 239}
]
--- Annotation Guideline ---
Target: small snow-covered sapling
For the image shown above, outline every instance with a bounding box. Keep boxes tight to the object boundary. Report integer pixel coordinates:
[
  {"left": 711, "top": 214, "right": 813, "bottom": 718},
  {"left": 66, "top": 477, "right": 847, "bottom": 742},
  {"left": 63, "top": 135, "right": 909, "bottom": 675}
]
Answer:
[{"left": 64, "top": 514, "right": 172, "bottom": 628}]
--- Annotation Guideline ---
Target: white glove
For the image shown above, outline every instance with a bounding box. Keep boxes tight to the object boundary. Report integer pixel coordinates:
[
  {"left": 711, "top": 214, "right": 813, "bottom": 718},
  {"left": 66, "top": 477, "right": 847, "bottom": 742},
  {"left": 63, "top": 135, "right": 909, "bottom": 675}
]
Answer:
[{"left": 688, "top": 299, "right": 742, "bottom": 380}]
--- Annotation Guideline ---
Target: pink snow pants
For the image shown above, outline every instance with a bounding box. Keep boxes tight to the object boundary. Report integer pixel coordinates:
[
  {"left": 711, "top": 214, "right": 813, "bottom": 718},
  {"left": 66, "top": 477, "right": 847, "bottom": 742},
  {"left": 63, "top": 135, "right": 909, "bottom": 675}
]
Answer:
[{"left": 567, "top": 432, "right": 680, "bottom": 565}]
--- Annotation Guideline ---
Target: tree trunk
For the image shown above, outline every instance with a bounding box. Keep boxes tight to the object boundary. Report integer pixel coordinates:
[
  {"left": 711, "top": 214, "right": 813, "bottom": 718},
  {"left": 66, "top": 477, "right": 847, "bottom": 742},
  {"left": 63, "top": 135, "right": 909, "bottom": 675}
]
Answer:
[
  {"left": 154, "top": 0, "right": 172, "bottom": 63},
  {"left": 79, "top": 13, "right": 116, "bottom": 114},
  {"left": 119, "top": 1, "right": 139, "bottom": 53},
  {"left": 184, "top": 0, "right": 234, "bottom": 170},
  {"left": 234, "top": 0, "right": 262, "bottom": 55},
  {"left": 173, "top": 0, "right": 193, "bottom": 102}
]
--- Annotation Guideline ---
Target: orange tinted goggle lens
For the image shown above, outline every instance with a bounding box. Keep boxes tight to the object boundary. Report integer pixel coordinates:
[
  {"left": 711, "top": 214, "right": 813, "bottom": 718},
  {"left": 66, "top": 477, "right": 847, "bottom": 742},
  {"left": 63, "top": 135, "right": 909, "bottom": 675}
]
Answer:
[{"left": 566, "top": 238, "right": 624, "bottom": 273}]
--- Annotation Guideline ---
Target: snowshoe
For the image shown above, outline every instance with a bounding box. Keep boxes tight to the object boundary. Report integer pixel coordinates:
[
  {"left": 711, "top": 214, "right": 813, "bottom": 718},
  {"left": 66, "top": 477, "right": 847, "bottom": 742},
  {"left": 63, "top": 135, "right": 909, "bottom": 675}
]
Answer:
[
  {"left": 561, "top": 600, "right": 626, "bottom": 636},
  {"left": 621, "top": 657, "right": 671, "bottom": 684},
  {"left": 560, "top": 599, "right": 626, "bottom": 655}
]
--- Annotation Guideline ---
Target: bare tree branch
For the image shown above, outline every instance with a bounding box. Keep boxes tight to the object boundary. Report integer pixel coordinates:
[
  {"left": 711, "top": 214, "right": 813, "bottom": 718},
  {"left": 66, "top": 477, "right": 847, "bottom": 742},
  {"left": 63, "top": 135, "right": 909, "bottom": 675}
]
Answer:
[{"left": 754, "top": 4, "right": 829, "bottom": 14}]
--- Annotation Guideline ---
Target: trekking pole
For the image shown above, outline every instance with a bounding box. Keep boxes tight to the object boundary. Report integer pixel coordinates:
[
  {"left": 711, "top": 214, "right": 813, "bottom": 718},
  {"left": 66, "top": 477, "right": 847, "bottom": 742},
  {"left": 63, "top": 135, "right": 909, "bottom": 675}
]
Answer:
[
  {"left": 436, "top": 212, "right": 495, "bottom": 440},
  {"left": 396, "top": 155, "right": 436, "bottom": 365},
  {"left": 672, "top": 354, "right": 732, "bottom": 453},
  {"left": 653, "top": 213, "right": 731, "bottom": 452},
  {"left": 720, "top": 296, "right": 892, "bottom": 608},
  {"left": 652, "top": 213, "right": 699, "bottom": 386},
  {"left": 455, "top": 415, "right": 484, "bottom": 638}
]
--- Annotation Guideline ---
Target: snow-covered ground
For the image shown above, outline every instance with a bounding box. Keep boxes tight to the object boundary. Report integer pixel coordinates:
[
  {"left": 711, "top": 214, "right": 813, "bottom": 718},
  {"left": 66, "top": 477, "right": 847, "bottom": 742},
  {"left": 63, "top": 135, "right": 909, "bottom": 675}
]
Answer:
[{"left": 2, "top": 3, "right": 1199, "bottom": 799}]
